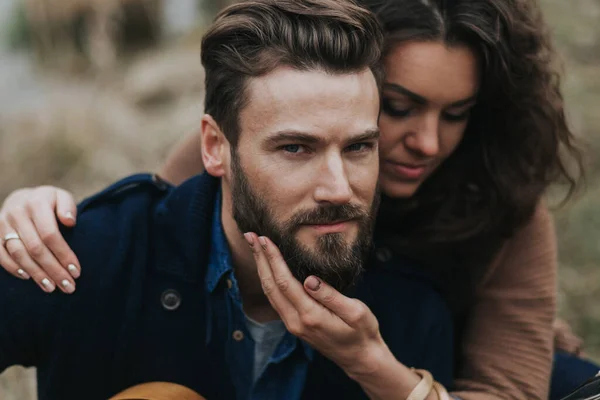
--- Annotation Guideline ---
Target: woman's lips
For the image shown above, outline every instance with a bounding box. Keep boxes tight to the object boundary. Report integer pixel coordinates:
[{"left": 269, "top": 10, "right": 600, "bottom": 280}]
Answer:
[{"left": 384, "top": 161, "right": 427, "bottom": 180}]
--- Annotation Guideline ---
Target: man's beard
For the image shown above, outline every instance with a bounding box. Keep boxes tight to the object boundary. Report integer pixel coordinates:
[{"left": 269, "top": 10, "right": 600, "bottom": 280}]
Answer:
[{"left": 230, "top": 150, "right": 379, "bottom": 293}]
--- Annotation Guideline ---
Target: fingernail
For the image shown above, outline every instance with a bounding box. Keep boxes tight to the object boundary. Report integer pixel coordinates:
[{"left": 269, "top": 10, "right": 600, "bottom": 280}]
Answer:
[
  {"left": 17, "top": 269, "right": 30, "bottom": 280},
  {"left": 68, "top": 264, "right": 80, "bottom": 278},
  {"left": 61, "top": 279, "right": 75, "bottom": 294},
  {"left": 41, "top": 278, "right": 55, "bottom": 292},
  {"left": 258, "top": 236, "right": 267, "bottom": 249},
  {"left": 243, "top": 233, "right": 254, "bottom": 246},
  {"left": 65, "top": 212, "right": 75, "bottom": 221},
  {"left": 306, "top": 276, "right": 321, "bottom": 291}
]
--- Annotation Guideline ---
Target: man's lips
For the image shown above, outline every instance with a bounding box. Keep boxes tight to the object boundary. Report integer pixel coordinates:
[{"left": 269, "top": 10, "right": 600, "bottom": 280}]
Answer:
[
  {"left": 304, "top": 220, "right": 354, "bottom": 234},
  {"left": 384, "top": 160, "right": 428, "bottom": 180}
]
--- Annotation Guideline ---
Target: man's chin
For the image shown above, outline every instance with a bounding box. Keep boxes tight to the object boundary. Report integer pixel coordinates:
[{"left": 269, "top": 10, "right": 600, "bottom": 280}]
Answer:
[{"left": 284, "top": 243, "right": 363, "bottom": 289}]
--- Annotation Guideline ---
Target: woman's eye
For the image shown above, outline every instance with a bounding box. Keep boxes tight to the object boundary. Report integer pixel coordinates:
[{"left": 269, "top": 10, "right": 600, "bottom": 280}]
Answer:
[
  {"left": 382, "top": 99, "right": 412, "bottom": 118},
  {"left": 442, "top": 111, "right": 471, "bottom": 122}
]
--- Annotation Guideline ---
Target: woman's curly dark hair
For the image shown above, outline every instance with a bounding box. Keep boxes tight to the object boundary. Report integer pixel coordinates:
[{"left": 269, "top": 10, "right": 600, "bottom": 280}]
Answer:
[{"left": 361, "top": 0, "right": 583, "bottom": 250}]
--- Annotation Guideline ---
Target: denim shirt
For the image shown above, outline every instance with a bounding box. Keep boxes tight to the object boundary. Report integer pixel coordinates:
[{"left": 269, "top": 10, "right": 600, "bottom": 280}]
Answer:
[{"left": 204, "top": 191, "right": 314, "bottom": 400}]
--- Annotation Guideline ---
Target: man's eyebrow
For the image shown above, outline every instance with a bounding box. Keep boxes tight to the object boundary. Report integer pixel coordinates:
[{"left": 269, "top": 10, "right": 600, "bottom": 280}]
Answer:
[
  {"left": 384, "top": 82, "right": 477, "bottom": 107},
  {"left": 265, "top": 131, "right": 322, "bottom": 146},
  {"left": 265, "top": 128, "right": 380, "bottom": 146},
  {"left": 348, "top": 129, "right": 380, "bottom": 143}
]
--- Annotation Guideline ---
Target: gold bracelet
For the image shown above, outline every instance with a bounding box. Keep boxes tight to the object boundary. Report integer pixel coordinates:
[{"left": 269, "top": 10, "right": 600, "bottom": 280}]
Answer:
[
  {"left": 433, "top": 381, "right": 451, "bottom": 400},
  {"left": 407, "top": 368, "right": 434, "bottom": 400}
]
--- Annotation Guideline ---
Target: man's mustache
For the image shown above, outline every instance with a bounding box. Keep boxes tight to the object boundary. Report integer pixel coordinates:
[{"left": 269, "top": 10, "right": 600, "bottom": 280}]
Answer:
[{"left": 286, "top": 203, "right": 369, "bottom": 229}]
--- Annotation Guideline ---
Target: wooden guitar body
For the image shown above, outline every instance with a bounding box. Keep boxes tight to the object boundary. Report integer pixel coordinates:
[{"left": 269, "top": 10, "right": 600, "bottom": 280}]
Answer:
[{"left": 110, "top": 382, "right": 205, "bottom": 400}]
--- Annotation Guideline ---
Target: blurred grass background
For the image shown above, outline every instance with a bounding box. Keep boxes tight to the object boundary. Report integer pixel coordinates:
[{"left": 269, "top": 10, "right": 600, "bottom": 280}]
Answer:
[{"left": 0, "top": 0, "right": 598, "bottom": 398}]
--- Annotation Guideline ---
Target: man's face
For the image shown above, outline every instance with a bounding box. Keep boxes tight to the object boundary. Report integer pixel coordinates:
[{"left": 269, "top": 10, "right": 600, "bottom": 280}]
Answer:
[{"left": 223, "top": 67, "right": 380, "bottom": 292}]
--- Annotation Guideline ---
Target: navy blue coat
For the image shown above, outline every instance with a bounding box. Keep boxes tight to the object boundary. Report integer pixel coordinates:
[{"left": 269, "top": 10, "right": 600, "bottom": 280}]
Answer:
[{"left": 0, "top": 173, "right": 454, "bottom": 400}]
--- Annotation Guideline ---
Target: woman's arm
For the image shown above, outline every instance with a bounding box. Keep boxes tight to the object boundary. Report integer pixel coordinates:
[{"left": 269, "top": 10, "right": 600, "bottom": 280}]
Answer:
[
  {"left": 0, "top": 132, "right": 205, "bottom": 290},
  {"left": 452, "top": 202, "right": 556, "bottom": 400},
  {"left": 158, "top": 131, "right": 205, "bottom": 185}
]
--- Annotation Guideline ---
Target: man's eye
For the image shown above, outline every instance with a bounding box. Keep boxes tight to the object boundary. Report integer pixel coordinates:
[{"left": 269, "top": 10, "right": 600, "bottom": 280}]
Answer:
[
  {"left": 346, "top": 143, "right": 372, "bottom": 152},
  {"left": 281, "top": 144, "right": 305, "bottom": 154}
]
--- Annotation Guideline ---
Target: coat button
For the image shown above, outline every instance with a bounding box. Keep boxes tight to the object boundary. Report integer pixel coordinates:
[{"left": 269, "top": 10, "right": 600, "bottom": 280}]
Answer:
[
  {"left": 375, "top": 247, "right": 392, "bottom": 263},
  {"left": 232, "top": 330, "right": 244, "bottom": 341},
  {"left": 161, "top": 289, "right": 182, "bottom": 311},
  {"left": 226, "top": 279, "right": 233, "bottom": 289}
]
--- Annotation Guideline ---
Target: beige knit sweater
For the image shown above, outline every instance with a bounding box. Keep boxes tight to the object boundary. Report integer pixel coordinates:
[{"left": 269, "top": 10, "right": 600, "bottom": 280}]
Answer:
[{"left": 452, "top": 204, "right": 556, "bottom": 399}]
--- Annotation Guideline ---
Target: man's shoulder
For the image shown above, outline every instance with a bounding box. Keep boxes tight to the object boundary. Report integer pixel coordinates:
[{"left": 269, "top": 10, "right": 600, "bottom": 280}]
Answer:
[
  {"left": 63, "top": 174, "right": 169, "bottom": 246},
  {"left": 77, "top": 173, "right": 172, "bottom": 216},
  {"left": 58, "top": 174, "right": 173, "bottom": 280},
  {"left": 62, "top": 172, "right": 219, "bottom": 282}
]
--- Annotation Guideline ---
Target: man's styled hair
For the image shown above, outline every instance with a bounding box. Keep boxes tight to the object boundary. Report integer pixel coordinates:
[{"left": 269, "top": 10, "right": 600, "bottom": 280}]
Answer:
[{"left": 201, "top": 0, "right": 384, "bottom": 146}]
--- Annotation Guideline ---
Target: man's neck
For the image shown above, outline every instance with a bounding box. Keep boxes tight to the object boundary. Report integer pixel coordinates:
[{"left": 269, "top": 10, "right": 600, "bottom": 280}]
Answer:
[{"left": 220, "top": 188, "right": 280, "bottom": 323}]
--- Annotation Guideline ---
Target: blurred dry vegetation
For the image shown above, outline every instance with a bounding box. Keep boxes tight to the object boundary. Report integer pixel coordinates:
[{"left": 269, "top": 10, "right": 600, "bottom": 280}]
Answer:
[{"left": 0, "top": 0, "right": 599, "bottom": 398}]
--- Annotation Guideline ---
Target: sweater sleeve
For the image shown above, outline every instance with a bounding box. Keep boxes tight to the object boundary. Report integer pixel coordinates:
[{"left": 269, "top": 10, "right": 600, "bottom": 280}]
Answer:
[{"left": 451, "top": 203, "right": 556, "bottom": 400}]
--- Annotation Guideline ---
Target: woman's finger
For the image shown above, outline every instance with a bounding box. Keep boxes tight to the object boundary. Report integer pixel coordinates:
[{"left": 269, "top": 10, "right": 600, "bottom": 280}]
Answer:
[
  {"left": 244, "top": 232, "right": 297, "bottom": 320},
  {"left": 30, "top": 196, "right": 80, "bottom": 279},
  {"left": 0, "top": 246, "right": 30, "bottom": 280},
  {"left": 259, "top": 236, "right": 317, "bottom": 315},
  {"left": 5, "top": 238, "right": 56, "bottom": 293},
  {"left": 9, "top": 212, "right": 75, "bottom": 294},
  {"left": 304, "top": 276, "right": 368, "bottom": 327},
  {"left": 0, "top": 219, "right": 31, "bottom": 279},
  {"left": 55, "top": 189, "right": 77, "bottom": 228}
]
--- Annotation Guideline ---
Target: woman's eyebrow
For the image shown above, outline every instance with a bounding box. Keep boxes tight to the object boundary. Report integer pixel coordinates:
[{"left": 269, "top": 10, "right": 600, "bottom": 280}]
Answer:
[{"left": 384, "top": 82, "right": 477, "bottom": 107}]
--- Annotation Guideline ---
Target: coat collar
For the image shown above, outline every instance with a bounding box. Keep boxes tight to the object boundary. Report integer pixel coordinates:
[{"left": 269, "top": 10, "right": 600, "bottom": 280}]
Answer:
[{"left": 154, "top": 172, "right": 220, "bottom": 283}]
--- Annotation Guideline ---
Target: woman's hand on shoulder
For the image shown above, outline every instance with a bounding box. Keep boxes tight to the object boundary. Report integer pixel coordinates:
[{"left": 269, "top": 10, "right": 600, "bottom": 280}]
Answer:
[{"left": 0, "top": 186, "right": 80, "bottom": 293}]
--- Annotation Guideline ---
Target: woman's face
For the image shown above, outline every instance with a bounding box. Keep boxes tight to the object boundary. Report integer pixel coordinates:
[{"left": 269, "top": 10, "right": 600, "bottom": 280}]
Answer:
[{"left": 378, "top": 40, "right": 480, "bottom": 198}]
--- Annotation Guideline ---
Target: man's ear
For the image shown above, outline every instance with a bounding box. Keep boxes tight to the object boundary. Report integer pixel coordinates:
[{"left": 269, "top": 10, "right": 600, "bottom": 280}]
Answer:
[{"left": 201, "top": 114, "right": 229, "bottom": 177}]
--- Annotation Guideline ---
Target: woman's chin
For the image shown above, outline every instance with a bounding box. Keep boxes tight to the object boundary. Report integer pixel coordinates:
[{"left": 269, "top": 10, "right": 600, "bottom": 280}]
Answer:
[{"left": 380, "top": 178, "right": 422, "bottom": 199}]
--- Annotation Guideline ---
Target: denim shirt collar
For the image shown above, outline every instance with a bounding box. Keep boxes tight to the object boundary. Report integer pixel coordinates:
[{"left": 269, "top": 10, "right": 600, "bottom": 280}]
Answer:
[
  {"left": 204, "top": 190, "right": 313, "bottom": 362},
  {"left": 205, "top": 190, "right": 234, "bottom": 293}
]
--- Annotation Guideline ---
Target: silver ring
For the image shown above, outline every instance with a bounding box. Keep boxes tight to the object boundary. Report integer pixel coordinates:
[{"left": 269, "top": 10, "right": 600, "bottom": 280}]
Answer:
[{"left": 3, "top": 232, "right": 20, "bottom": 246}]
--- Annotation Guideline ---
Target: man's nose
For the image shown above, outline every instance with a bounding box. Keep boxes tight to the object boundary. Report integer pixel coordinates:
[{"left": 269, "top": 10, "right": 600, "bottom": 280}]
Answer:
[{"left": 313, "top": 153, "right": 353, "bottom": 206}]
